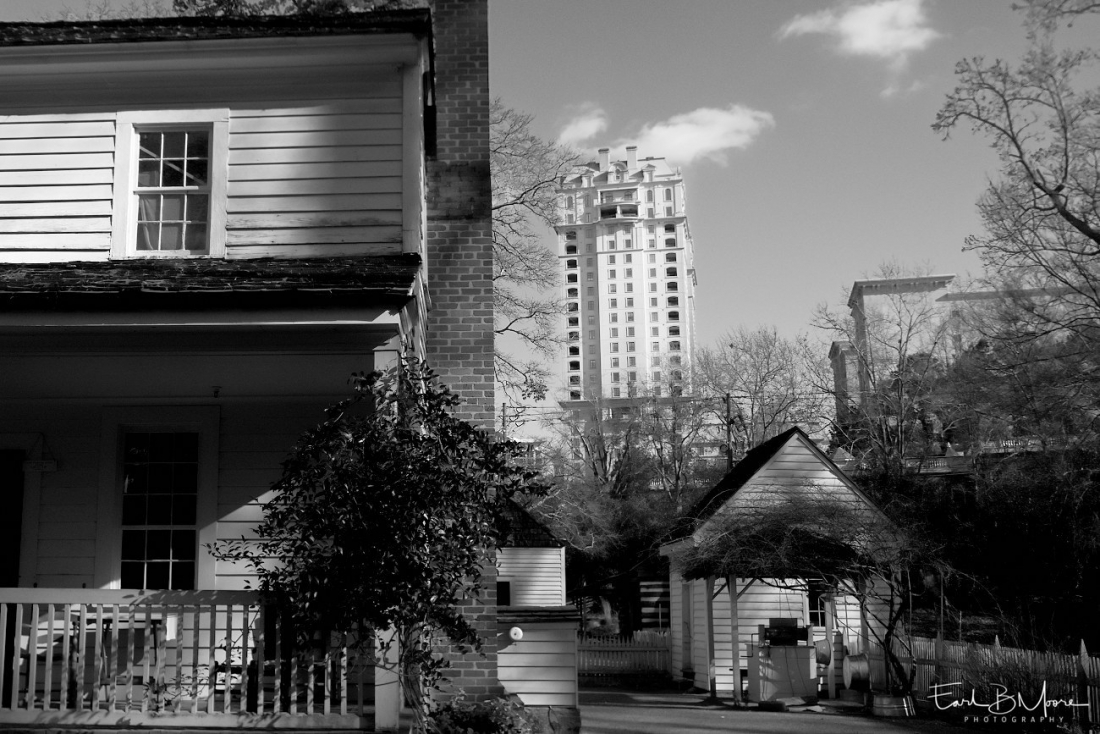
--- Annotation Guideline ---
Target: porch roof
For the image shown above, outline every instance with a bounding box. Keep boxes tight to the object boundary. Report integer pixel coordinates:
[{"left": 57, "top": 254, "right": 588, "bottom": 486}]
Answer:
[
  {"left": 0, "top": 254, "right": 422, "bottom": 311},
  {"left": 0, "top": 10, "right": 431, "bottom": 47}
]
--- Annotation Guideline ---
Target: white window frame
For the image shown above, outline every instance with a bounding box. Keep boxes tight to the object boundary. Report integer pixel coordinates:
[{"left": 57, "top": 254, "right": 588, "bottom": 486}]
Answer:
[
  {"left": 96, "top": 406, "right": 219, "bottom": 589},
  {"left": 111, "top": 109, "right": 229, "bottom": 259}
]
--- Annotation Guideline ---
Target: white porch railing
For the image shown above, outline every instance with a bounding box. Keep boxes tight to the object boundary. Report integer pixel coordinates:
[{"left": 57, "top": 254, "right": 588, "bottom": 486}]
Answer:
[{"left": 0, "top": 588, "right": 376, "bottom": 728}]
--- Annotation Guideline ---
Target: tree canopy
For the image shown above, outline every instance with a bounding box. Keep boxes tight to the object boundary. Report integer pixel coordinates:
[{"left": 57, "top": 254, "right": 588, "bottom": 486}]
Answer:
[{"left": 212, "top": 359, "right": 545, "bottom": 730}]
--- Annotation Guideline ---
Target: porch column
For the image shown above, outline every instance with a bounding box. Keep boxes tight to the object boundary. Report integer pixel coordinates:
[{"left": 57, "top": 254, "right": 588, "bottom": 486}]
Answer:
[
  {"left": 704, "top": 577, "right": 717, "bottom": 699},
  {"left": 725, "top": 575, "right": 742, "bottom": 704},
  {"left": 375, "top": 627, "right": 401, "bottom": 732}
]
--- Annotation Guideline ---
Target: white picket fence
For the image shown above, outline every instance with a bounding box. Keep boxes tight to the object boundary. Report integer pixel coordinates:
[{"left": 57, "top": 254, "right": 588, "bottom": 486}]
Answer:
[{"left": 577, "top": 630, "right": 670, "bottom": 675}]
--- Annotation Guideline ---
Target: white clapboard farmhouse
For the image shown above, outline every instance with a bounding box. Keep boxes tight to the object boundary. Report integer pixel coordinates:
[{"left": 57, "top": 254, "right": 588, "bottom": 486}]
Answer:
[
  {"left": 0, "top": 3, "right": 574, "bottom": 730},
  {"left": 661, "top": 428, "right": 887, "bottom": 701}
]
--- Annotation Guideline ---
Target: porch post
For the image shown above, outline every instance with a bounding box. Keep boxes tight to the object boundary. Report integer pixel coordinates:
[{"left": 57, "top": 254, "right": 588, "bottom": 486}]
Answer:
[
  {"left": 704, "top": 577, "right": 717, "bottom": 699},
  {"left": 375, "top": 627, "right": 400, "bottom": 732},
  {"left": 725, "top": 575, "right": 741, "bottom": 704},
  {"left": 826, "top": 596, "right": 838, "bottom": 699}
]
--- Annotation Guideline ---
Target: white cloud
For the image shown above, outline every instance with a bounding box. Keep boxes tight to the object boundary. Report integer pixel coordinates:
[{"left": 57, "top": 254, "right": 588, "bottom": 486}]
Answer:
[
  {"left": 780, "top": 0, "right": 940, "bottom": 69},
  {"left": 557, "top": 104, "right": 608, "bottom": 148},
  {"left": 615, "top": 105, "right": 775, "bottom": 167}
]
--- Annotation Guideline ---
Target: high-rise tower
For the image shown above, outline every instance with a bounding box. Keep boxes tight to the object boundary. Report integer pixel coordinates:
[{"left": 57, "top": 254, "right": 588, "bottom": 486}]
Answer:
[{"left": 556, "top": 146, "right": 697, "bottom": 402}]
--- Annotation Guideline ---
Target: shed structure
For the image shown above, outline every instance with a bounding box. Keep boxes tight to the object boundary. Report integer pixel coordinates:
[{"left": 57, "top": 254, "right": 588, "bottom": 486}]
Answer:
[{"left": 660, "top": 427, "right": 887, "bottom": 700}]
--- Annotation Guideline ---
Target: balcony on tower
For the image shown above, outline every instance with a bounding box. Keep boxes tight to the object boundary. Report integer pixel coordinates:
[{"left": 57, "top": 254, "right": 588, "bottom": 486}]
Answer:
[{"left": 597, "top": 188, "right": 640, "bottom": 221}]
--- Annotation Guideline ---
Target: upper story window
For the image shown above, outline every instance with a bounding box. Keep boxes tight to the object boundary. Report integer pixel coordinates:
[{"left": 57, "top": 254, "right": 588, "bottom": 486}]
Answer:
[
  {"left": 669, "top": 326, "right": 680, "bottom": 336},
  {"left": 646, "top": 190, "right": 654, "bottom": 202},
  {"left": 112, "top": 110, "right": 228, "bottom": 259},
  {"left": 566, "top": 230, "right": 578, "bottom": 241},
  {"left": 664, "top": 188, "right": 672, "bottom": 201},
  {"left": 566, "top": 245, "right": 577, "bottom": 255},
  {"left": 136, "top": 131, "right": 210, "bottom": 252},
  {"left": 667, "top": 296, "right": 679, "bottom": 306},
  {"left": 665, "top": 252, "right": 677, "bottom": 262},
  {"left": 668, "top": 310, "right": 680, "bottom": 321},
  {"left": 567, "top": 274, "right": 578, "bottom": 283},
  {"left": 567, "top": 288, "right": 578, "bottom": 298},
  {"left": 566, "top": 259, "right": 577, "bottom": 269},
  {"left": 665, "top": 238, "right": 676, "bottom": 247},
  {"left": 665, "top": 223, "right": 676, "bottom": 233}
]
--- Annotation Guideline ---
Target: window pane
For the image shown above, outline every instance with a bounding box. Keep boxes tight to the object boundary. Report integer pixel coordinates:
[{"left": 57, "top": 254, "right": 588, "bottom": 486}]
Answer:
[
  {"left": 147, "top": 530, "right": 171, "bottom": 559},
  {"left": 137, "top": 195, "right": 160, "bottom": 222},
  {"left": 173, "top": 495, "right": 197, "bottom": 525},
  {"left": 136, "top": 223, "right": 158, "bottom": 251},
  {"left": 161, "top": 194, "right": 184, "bottom": 222},
  {"left": 172, "top": 463, "right": 197, "bottom": 494},
  {"left": 171, "top": 562, "right": 195, "bottom": 590},
  {"left": 162, "top": 160, "right": 185, "bottom": 187},
  {"left": 162, "top": 131, "right": 186, "bottom": 158},
  {"left": 122, "top": 495, "right": 146, "bottom": 525},
  {"left": 124, "top": 464, "right": 148, "bottom": 494},
  {"left": 187, "top": 158, "right": 209, "bottom": 186},
  {"left": 121, "top": 530, "right": 145, "bottom": 561},
  {"left": 147, "top": 495, "right": 172, "bottom": 525},
  {"left": 121, "top": 562, "right": 145, "bottom": 589},
  {"left": 138, "top": 133, "right": 160, "bottom": 159},
  {"left": 187, "top": 195, "right": 209, "bottom": 223},
  {"left": 186, "top": 131, "right": 208, "bottom": 158},
  {"left": 160, "top": 223, "right": 183, "bottom": 250},
  {"left": 146, "top": 562, "right": 170, "bottom": 590},
  {"left": 173, "top": 530, "right": 197, "bottom": 561},
  {"left": 138, "top": 159, "right": 159, "bottom": 187}
]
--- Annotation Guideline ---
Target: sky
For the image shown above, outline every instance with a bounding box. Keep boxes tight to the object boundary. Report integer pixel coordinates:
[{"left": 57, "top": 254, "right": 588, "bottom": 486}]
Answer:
[
  {"left": 0, "top": 0, "right": 1096, "bottom": 419},
  {"left": 490, "top": 0, "right": 1042, "bottom": 346}
]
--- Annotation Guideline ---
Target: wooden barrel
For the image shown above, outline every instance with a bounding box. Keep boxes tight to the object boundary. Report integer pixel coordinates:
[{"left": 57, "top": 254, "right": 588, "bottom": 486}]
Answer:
[
  {"left": 872, "top": 694, "right": 914, "bottom": 717},
  {"left": 842, "top": 653, "right": 869, "bottom": 689}
]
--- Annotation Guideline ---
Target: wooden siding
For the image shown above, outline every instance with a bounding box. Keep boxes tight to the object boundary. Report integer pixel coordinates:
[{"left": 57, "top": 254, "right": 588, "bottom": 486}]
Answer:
[
  {"left": 497, "top": 621, "right": 577, "bottom": 707},
  {"left": 0, "top": 115, "right": 116, "bottom": 259},
  {"left": 225, "top": 99, "right": 404, "bottom": 259},
  {"left": 0, "top": 62, "right": 410, "bottom": 263},
  {"left": 497, "top": 547, "right": 565, "bottom": 607}
]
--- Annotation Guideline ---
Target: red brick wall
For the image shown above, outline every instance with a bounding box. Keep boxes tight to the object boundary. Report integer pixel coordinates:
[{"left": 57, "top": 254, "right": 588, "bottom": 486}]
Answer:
[
  {"left": 426, "top": 0, "right": 494, "bottom": 429},
  {"left": 425, "top": 0, "right": 501, "bottom": 703}
]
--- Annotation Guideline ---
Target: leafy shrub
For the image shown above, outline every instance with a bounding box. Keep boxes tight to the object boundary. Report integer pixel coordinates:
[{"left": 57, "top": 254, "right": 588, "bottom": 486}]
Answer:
[{"left": 429, "top": 696, "right": 532, "bottom": 734}]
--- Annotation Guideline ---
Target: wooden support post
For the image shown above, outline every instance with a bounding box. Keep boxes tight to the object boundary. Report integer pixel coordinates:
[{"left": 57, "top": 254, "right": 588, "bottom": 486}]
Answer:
[
  {"left": 826, "top": 596, "right": 837, "bottom": 699},
  {"left": 705, "top": 578, "right": 717, "bottom": 700},
  {"left": 726, "top": 575, "right": 742, "bottom": 704},
  {"left": 1078, "top": 640, "right": 1091, "bottom": 731},
  {"left": 374, "top": 627, "right": 401, "bottom": 732}
]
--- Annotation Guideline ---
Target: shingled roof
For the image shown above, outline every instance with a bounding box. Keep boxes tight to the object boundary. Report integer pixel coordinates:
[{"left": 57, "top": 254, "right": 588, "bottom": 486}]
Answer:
[
  {"left": 0, "top": 9, "right": 430, "bottom": 47},
  {"left": 0, "top": 254, "right": 421, "bottom": 311}
]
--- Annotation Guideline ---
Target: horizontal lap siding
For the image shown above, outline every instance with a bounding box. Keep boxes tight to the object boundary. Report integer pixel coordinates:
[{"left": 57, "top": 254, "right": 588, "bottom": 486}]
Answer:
[
  {"left": 213, "top": 402, "right": 322, "bottom": 591},
  {"left": 0, "top": 117, "right": 115, "bottom": 259},
  {"left": 226, "top": 98, "right": 404, "bottom": 259},
  {"left": 498, "top": 622, "right": 577, "bottom": 707},
  {"left": 497, "top": 548, "right": 564, "bottom": 606}
]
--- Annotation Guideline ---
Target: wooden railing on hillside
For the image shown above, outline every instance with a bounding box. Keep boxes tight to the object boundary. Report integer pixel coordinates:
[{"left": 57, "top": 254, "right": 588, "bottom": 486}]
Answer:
[
  {"left": 0, "top": 589, "right": 374, "bottom": 727},
  {"left": 577, "top": 630, "right": 670, "bottom": 675}
]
